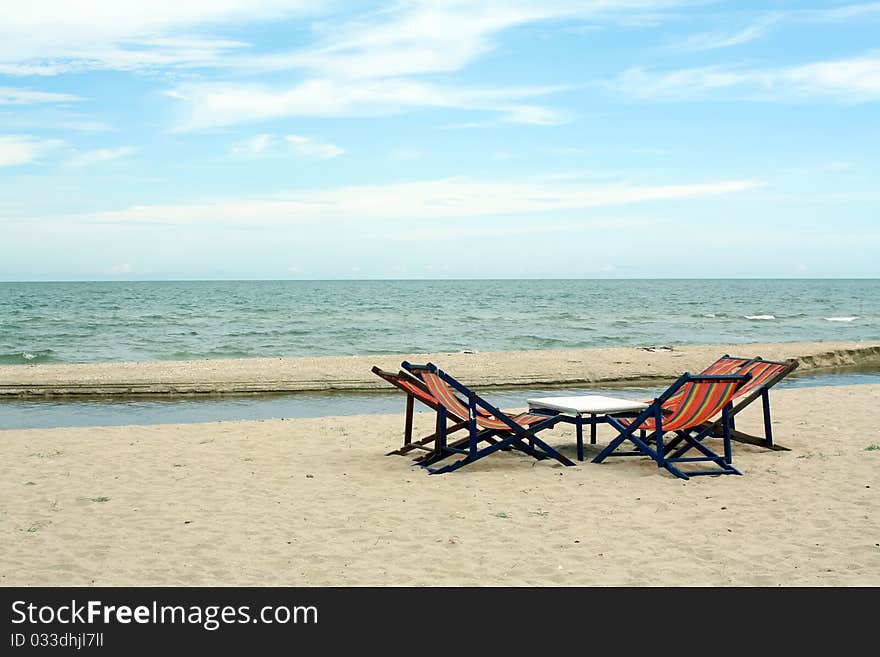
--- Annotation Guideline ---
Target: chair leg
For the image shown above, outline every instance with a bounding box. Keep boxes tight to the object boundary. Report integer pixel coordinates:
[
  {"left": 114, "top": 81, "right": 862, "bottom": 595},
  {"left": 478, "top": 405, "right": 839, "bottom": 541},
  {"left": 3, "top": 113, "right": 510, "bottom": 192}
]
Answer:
[
  {"left": 403, "top": 393, "right": 414, "bottom": 448},
  {"left": 388, "top": 420, "right": 469, "bottom": 456},
  {"left": 722, "top": 405, "right": 733, "bottom": 465},
  {"left": 424, "top": 434, "right": 522, "bottom": 474},
  {"left": 435, "top": 405, "right": 447, "bottom": 455},
  {"left": 665, "top": 413, "right": 742, "bottom": 477},
  {"left": 593, "top": 420, "right": 663, "bottom": 467}
]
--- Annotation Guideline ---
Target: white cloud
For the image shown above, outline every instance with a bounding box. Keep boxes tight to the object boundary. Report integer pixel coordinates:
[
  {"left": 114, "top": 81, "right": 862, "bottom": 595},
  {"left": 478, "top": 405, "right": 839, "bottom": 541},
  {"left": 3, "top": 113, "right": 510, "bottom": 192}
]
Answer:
[
  {"left": 58, "top": 120, "right": 114, "bottom": 132},
  {"left": 165, "top": 1, "right": 688, "bottom": 129},
  {"left": 284, "top": 135, "right": 345, "bottom": 159},
  {"left": 49, "top": 176, "right": 760, "bottom": 227},
  {"left": 229, "top": 133, "right": 344, "bottom": 159},
  {"left": 0, "top": 87, "right": 83, "bottom": 104},
  {"left": 803, "top": 2, "right": 880, "bottom": 22},
  {"left": 0, "top": 1, "right": 679, "bottom": 76},
  {"left": 230, "top": 133, "right": 272, "bottom": 156},
  {"left": 232, "top": 1, "right": 684, "bottom": 78},
  {"left": 390, "top": 148, "right": 421, "bottom": 161},
  {"left": 171, "top": 78, "right": 569, "bottom": 130},
  {"left": 667, "top": 4, "right": 880, "bottom": 56},
  {"left": 674, "top": 15, "right": 780, "bottom": 51},
  {"left": 611, "top": 53, "right": 880, "bottom": 101},
  {"left": 394, "top": 217, "right": 651, "bottom": 241},
  {"left": 64, "top": 146, "right": 138, "bottom": 167},
  {"left": 0, "top": 135, "right": 64, "bottom": 167},
  {"left": 0, "top": 1, "right": 316, "bottom": 75},
  {"left": 0, "top": 2, "right": 686, "bottom": 130}
]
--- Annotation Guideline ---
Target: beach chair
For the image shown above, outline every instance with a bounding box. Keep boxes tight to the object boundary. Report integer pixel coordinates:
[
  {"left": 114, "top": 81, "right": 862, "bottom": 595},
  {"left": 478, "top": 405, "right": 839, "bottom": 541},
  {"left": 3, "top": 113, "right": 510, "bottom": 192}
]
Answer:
[
  {"left": 664, "top": 355, "right": 797, "bottom": 451},
  {"left": 401, "top": 362, "right": 575, "bottom": 474},
  {"left": 371, "top": 365, "right": 472, "bottom": 457},
  {"left": 593, "top": 372, "right": 752, "bottom": 479}
]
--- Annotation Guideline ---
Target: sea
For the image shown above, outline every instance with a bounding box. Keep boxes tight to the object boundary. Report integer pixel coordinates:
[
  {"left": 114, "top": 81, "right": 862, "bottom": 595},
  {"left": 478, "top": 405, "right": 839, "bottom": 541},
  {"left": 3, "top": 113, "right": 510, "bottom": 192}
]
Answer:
[
  {"left": 1, "top": 279, "right": 878, "bottom": 428},
  {"left": 1, "top": 279, "right": 877, "bottom": 364}
]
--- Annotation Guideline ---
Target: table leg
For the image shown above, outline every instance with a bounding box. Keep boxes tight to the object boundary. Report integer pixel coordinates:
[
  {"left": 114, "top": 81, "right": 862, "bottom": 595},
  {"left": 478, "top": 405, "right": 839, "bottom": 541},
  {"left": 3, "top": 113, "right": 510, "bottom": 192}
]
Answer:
[
  {"left": 576, "top": 419, "right": 584, "bottom": 462},
  {"left": 590, "top": 414, "right": 597, "bottom": 445}
]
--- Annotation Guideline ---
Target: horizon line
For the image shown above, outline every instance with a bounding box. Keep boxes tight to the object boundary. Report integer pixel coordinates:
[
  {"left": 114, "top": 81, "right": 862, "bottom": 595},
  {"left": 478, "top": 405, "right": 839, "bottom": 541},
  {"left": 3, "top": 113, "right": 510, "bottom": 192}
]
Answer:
[{"left": 2, "top": 277, "right": 879, "bottom": 283}]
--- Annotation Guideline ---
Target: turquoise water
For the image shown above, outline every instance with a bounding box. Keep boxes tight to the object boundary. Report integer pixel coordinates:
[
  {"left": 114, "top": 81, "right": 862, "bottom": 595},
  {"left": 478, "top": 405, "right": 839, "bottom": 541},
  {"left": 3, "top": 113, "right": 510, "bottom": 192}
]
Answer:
[{"left": 0, "top": 279, "right": 878, "bottom": 364}]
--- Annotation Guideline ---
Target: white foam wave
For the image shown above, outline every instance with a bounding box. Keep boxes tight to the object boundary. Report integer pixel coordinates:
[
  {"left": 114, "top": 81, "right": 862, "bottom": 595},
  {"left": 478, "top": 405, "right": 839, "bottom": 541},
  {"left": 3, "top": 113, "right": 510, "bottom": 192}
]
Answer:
[
  {"left": 22, "top": 352, "right": 36, "bottom": 360},
  {"left": 703, "top": 313, "right": 716, "bottom": 318},
  {"left": 745, "top": 315, "right": 775, "bottom": 320},
  {"left": 824, "top": 316, "right": 858, "bottom": 322}
]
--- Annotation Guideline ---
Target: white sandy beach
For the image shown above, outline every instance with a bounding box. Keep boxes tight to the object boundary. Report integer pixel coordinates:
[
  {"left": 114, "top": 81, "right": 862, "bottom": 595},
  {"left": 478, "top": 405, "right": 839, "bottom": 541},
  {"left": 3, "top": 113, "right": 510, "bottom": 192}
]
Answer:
[{"left": 1, "top": 378, "right": 878, "bottom": 586}]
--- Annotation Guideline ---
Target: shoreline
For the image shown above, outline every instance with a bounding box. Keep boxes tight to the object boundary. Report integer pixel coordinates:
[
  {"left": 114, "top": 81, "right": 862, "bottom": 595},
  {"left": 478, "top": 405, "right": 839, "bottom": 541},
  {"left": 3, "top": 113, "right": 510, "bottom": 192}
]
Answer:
[{"left": 1, "top": 340, "right": 879, "bottom": 397}]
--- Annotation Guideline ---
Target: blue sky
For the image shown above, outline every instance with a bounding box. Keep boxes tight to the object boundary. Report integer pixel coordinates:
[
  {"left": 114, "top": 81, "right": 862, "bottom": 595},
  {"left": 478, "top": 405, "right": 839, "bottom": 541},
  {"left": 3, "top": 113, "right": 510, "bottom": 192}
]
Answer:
[{"left": 0, "top": 0, "right": 878, "bottom": 280}]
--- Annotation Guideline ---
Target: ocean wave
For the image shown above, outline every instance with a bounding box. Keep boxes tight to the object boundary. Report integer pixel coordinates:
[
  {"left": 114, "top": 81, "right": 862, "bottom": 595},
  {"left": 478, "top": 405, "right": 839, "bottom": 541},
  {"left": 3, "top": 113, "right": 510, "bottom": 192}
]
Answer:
[
  {"left": 0, "top": 349, "right": 57, "bottom": 364},
  {"left": 824, "top": 316, "right": 858, "bottom": 322},
  {"left": 744, "top": 315, "right": 775, "bottom": 320}
]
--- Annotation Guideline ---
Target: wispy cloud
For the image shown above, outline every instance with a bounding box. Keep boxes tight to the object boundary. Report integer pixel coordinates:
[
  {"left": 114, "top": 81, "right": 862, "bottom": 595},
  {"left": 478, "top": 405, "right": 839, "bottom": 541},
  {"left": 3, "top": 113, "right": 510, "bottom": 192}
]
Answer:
[
  {"left": 674, "top": 15, "right": 780, "bottom": 51},
  {"left": 230, "top": 133, "right": 273, "bottom": 156},
  {"left": 803, "top": 1, "right": 880, "bottom": 22},
  {"left": 229, "top": 133, "right": 344, "bottom": 159},
  {"left": 166, "top": 1, "right": 687, "bottom": 129},
  {"left": 390, "top": 147, "right": 421, "bottom": 161},
  {"left": 394, "top": 217, "right": 650, "bottom": 241},
  {"left": 0, "top": 135, "right": 64, "bottom": 167},
  {"left": 0, "top": 2, "right": 316, "bottom": 75},
  {"left": 284, "top": 135, "right": 345, "bottom": 159},
  {"left": 611, "top": 53, "right": 880, "bottom": 102},
  {"left": 0, "top": 110, "right": 112, "bottom": 133},
  {"left": 0, "top": 2, "right": 686, "bottom": 130},
  {"left": 666, "top": 3, "right": 880, "bottom": 56},
  {"left": 50, "top": 176, "right": 760, "bottom": 227},
  {"left": 0, "top": 1, "right": 683, "bottom": 77},
  {"left": 231, "top": 1, "right": 687, "bottom": 78},
  {"left": 64, "top": 146, "right": 138, "bottom": 168},
  {"left": 826, "top": 161, "right": 853, "bottom": 172},
  {"left": 172, "top": 78, "right": 570, "bottom": 130},
  {"left": 0, "top": 87, "right": 82, "bottom": 104}
]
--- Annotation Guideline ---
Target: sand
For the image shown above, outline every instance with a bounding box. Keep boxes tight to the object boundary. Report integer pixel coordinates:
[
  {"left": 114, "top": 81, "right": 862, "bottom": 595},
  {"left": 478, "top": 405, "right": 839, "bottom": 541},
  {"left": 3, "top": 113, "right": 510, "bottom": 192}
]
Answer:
[
  {"left": 2, "top": 383, "right": 878, "bottom": 586},
  {"left": 2, "top": 340, "right": 879, "bottom": 396}
]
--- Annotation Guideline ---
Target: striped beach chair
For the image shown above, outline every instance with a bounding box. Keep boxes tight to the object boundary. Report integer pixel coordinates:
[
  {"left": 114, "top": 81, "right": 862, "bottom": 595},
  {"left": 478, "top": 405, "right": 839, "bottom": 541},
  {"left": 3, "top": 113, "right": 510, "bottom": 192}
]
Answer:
[
  {"left": 664, "top": 355, "right": 797, "bottom": 451},
  {"left": 371, "top": 366, "right": 472, "bottom": 457},
  {"left": 593, "top": 372, "right": 752, "bottom": 479},
  {"left": 401, "top": 362, "right": 575, "bottom": 474}
]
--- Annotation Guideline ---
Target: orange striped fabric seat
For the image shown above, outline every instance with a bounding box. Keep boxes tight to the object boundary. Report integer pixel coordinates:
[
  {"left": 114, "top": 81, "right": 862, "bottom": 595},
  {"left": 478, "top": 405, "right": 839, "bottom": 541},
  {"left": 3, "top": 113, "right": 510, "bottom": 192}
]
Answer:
[
  {"left": 659, "top": 356, "right": 789, "bottom": 414},
  {"left": 394, "top": 375, "right": 445, "bottom": 408},
  {"left": 623, "top": 378, "right": 743, "bottom": 432},
  {"left": 420, "top": 371, "right": 548, "bottom": 431},
  {"left": 663, "top": 356, "right": 750, "bottom": 407},
  {"left": 733, "top": 360, "right": 790, "bottom": 396}
]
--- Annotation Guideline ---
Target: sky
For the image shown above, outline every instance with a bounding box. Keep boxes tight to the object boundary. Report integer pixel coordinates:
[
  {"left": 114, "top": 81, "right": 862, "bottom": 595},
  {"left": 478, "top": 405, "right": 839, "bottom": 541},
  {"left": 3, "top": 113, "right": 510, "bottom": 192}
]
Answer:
[{"left": 0, "top": 0, "right": 878, "bottom": 280}]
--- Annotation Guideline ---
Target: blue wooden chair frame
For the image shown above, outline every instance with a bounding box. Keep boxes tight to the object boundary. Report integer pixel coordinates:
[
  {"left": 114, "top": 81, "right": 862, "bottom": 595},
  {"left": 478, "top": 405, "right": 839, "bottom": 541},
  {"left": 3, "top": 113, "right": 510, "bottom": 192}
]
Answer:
[
  {"left": 592, "top": 372, "right": 752, "bottom": 480},
  {"left": 402, "top": 362, "right": 575, "bottom": 475}
]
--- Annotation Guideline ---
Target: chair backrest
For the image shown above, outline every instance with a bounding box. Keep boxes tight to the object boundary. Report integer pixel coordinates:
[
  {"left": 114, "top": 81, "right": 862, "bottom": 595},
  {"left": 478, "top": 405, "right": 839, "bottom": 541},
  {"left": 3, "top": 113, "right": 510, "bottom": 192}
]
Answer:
[
  {"left": 664, "top": 355, "right": 753, "bottom": 408},
  {"left": 658, "top": 375, "right": 748, "bottom": 431},
  {"left": 407, "top": 365, "right": 522, "bottom": 432},
  {"left": 420, "top": 371, "right": 473, "bottom": 420},
  {"left": 371, "top": 366, "right": 453, "bottom": 413},
  {"left": 730, "top": 358, "right": 794, "bottom": 397},
  {"left": 665, "top": 355, "right": 795, "bottom": 409}
]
